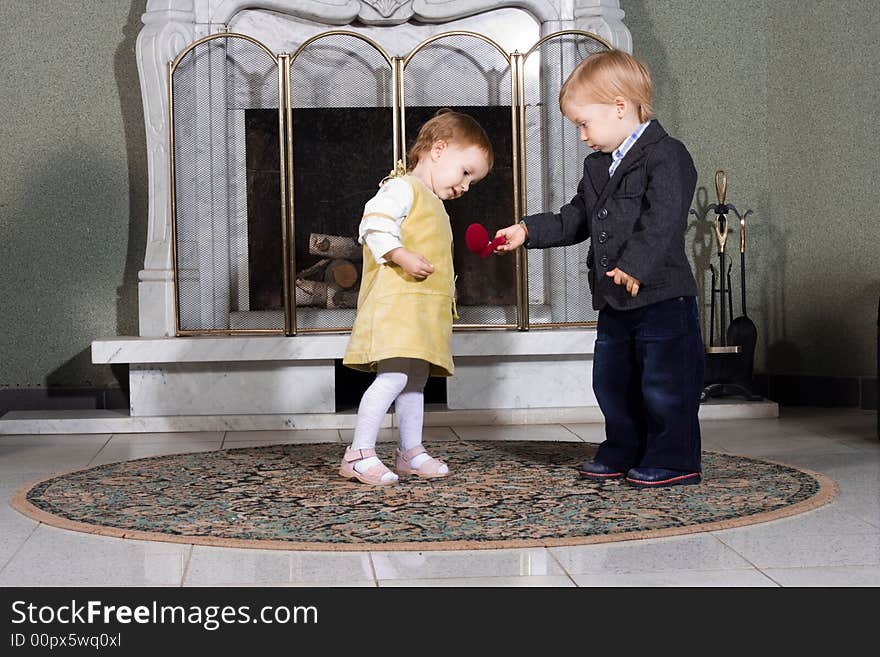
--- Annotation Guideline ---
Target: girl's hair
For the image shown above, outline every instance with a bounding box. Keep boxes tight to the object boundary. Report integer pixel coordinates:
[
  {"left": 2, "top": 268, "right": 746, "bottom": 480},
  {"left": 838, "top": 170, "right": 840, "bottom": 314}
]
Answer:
[
  {"left": 406, "top": 109, "right": 494, "bottom": 171},
  {"left": 559, "top": 50, "right": 654, "bottom": 122}
]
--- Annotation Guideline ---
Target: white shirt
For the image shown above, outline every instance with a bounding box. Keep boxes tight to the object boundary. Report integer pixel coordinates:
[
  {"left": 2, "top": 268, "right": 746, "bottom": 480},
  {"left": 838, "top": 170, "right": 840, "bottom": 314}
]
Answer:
[
  {"left": 358, "top": 177, "right": 413, "bottom": 264},
  {"left": 609, "top": 120, "right": 651, "bottom": 176}
]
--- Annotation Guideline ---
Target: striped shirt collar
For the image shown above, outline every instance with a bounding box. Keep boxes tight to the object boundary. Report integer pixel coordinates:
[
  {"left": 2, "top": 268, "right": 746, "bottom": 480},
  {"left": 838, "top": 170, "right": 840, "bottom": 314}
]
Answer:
[{"left": 609, "top": 120, "right": 651, "bottom": 176}]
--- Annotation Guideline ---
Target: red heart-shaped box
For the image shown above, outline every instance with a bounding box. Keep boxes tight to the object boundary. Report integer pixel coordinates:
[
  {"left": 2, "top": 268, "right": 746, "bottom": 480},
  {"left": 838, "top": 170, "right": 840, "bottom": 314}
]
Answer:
[{"left": 465, "top": 223, "right": 506, "bottom": 258}]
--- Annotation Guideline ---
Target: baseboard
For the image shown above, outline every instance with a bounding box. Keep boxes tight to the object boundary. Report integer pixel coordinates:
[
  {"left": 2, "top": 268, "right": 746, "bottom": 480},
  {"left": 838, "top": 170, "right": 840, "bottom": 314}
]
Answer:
[
  {"left": 2, "top": 374, "right": 876, "bottom": 416},
  {"left": 753, "top": 374, "right": 877, "bottom": 410},
  {"left": 0, "top": 387, "right": 129, "bottom": 415}
]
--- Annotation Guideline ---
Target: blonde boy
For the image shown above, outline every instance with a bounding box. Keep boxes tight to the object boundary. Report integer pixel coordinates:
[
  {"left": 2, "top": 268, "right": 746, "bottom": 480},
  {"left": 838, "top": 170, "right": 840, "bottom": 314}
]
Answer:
[{"left": 496, "top": 50, "right": 703, "bottom": 487}]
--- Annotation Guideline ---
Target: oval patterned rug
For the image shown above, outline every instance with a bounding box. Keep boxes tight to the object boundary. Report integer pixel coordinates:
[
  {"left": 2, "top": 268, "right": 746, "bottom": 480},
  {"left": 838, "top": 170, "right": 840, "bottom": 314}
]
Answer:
[{"left": 11, "top": 440, "right": 836, "bottom": 551}]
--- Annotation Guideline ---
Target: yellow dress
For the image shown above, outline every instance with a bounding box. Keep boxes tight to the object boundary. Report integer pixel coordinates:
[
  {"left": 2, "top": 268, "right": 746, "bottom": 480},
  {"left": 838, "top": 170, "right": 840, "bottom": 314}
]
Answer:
[{"left": 343, "top": 174, "right": 457, "bottom": 377}]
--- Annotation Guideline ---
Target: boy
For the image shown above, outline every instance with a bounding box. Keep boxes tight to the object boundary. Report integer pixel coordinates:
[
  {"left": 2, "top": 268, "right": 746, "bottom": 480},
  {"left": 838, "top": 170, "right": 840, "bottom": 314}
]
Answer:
[{"left": 495, "top": 50, "right": 703, "bottom": 487}]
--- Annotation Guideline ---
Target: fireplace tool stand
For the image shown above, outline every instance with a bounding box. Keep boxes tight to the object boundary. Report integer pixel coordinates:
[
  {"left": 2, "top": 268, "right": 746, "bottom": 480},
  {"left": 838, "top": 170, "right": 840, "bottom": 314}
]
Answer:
[{"left": 690, "top": 170, "right": 761, "bottom": 402}]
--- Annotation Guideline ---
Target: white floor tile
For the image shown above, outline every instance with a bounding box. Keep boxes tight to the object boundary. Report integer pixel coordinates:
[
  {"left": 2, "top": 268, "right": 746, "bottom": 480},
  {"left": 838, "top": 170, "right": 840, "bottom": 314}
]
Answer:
[
  {"left": 715, "top": 532, "right": 880, "bottom": 569},
  {"left": 698, "top": 418, "right": 806, "bottom": 442},
  {"left": 413, "top": 426, "right": 460, "bottom": 442},
  {"left": 370, "top": 548, "right": 564, "bottom": 580},
  {"left": 223, "top": 429, "right": 340, "bottom": 446},
  {"left": 720, "top": 434, "right": 859, "bottom": 460},
  {"left": 760, "top": 452, "right": 879, "bottom": 496},
  {"left": 450, "top": 424, "right": 583, "bottom": 442},
  {"left": 0, "top": 444, "right": 108, "bottom": 473},
  {"left": 778, "top": 408, "right": 876, "bottom": 439},
  {"left": 0, "top": 505, "right": 38, "bottom": 571},
  {"left": 549, "top": 534, "right": 754, "bottom": 575},
  {"left": 198, "top": 580, "right": 377, "bottom": 587},
  {"left": 108, "top": 431, "right": 223, "bottom": 443},
  {"left": 379, "top": 575, "right": 575, "bottom": 587},
  {"left": 761, "top": 564, "right": 880, "bottom": 586},
  {"left": 0, "top": 525, "right": 189, "bottom": 586},
  {"left": 184, "top": 546, "right": 375, "bottom": 586},
  {"left": 0, "top": 433, "right": 112, "bottom": 446},
  {"left": 571, "top": 568, "right": 777, "bottom": 587},
  {"left": 832, "top": 493, "right": 880, "bottom": 529},
  {"left": 710, "top": 503, "right": 878, "bottom": 537},
  {"left": 561, "top": 423, "right": 607, "bottom": 443},
  {"left": 89, "top": 441, "right": 222, "bottom": 467},
  {"left": 1, "top": 470, "right": 54, "bottom": 496}
]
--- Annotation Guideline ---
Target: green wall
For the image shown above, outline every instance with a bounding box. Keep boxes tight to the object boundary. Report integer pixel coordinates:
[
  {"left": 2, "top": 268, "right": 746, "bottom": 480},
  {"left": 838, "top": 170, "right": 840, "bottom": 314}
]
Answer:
[
  {"left": 0, "top": 1, "right": 877, "bottom": 398},
  {"left": 623, "top": 0, "right": 879, "bottom": 378},
  {"left": 0, "top": 0, "right": 146, "bottom": 389}
]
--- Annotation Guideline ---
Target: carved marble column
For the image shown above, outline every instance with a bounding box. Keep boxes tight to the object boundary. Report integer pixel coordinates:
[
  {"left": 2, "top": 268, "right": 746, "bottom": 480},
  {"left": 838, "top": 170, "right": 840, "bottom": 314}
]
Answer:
[
  {"left": 574, "top": 0, "right": 632, "bottom": 52},
  {"left": 136, "top": 1, "right": 200, "bottom": 336}
]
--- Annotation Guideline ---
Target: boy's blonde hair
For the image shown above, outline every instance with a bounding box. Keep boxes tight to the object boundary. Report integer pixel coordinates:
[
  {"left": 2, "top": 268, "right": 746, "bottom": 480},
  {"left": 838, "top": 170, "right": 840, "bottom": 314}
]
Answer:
[
  {"left": 559, "top": 50, "right": 654, "bottom": 123},
  {"left": 407, "top": 109, "right": 494, "bottom": 171}
]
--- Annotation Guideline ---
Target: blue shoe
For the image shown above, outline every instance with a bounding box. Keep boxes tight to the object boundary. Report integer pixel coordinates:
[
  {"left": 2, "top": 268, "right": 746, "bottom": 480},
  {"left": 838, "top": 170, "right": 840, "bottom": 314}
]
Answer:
[
  {"left": 578, "top": 460, "right": 624, "bottom": 480},
  {"left": 626, "top": 467, "right": 701, "bottom": 488}
]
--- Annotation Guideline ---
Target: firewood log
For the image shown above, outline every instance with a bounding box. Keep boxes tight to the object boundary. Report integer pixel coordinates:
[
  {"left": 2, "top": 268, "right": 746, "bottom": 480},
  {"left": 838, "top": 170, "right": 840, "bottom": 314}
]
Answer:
[
  {"left": 294, "top": 279, "right": 326, "bottom": 307},
  {"left": 327, "top": 286, "right": 359, "bottom": 309},
  {"left": 295, "top": 258, "right": 330, "bottom": 280},
  {"left": 323, "top": 259, "right": 359, "bottom": 290},
  {"left": 294, "top": 279, "right": 359, "bottom": 308},
  {"left": 309, "top": 233, "right": 362, "bottom": 260}
]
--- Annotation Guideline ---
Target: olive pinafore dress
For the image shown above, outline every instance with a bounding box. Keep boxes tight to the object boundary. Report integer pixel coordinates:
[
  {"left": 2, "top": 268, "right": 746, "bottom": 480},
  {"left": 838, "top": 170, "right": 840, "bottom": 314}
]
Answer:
[{"left": 343, "top": 174, "right": 457, "bottom": 377}]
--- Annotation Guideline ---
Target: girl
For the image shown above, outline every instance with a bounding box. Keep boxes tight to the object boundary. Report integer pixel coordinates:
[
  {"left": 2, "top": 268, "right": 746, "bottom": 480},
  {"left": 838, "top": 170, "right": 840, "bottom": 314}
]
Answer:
[{"left": 340, "top": 109, "right": 493, "bottom": 486}]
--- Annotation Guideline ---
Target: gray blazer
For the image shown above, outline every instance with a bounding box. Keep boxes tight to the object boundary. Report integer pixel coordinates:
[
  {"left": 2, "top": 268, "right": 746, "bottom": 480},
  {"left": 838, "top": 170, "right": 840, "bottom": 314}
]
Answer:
[{"left": 522, "top": 120, "right": 698, "bottom": 311}]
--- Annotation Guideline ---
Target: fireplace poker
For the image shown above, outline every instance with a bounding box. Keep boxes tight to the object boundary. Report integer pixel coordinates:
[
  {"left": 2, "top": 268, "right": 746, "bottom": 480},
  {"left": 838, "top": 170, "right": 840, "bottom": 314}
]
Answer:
[{"left": 711, "top": 170, "right": 730, "bottom": 346}]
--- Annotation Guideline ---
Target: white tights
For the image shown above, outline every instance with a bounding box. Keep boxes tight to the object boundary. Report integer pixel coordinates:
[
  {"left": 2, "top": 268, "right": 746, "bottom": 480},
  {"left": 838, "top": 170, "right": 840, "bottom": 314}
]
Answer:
[{"left": 351, "top": 358, "right": 444, "bottom": 478}]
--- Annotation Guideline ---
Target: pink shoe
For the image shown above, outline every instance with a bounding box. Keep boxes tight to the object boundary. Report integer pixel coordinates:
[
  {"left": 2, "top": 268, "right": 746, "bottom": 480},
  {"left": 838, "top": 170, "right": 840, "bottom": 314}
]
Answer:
[
  {"left": 339, "top": 447, "right": 398, "bottom": 486},
  {"left": 395, "top": 445, "right": 449, "bottom": 478}
]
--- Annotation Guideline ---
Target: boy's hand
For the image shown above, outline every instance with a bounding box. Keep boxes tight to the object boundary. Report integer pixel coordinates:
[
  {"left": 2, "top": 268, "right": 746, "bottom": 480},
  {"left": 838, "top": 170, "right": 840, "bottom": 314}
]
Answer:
[
  {"left": 605, "top": 267, "right": 640, "bottom": 297},
  {"left": 387, "top": 247, "right": 435, "bottom": 279},
  {"left": 493, "top": 223, "right": 527, "bottom": 253}
]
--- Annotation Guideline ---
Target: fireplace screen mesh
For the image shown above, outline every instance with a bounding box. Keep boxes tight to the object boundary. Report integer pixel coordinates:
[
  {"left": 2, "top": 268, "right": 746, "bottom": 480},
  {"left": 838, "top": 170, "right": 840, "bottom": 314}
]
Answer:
[
  {"left": 403, "top": 34, "right": 517, "bottom": 327},
  {"left": 288, "top": 33, "right": 394, "bottom": 331},
  {"left": 169, "top": 29, "right": 610, "bottom": 335},
  {"left": 522, "top": 32, "right": 607, "bottom": 326},
  {"left": 171, "top": 35, "right": 282, "bottom": 333}
]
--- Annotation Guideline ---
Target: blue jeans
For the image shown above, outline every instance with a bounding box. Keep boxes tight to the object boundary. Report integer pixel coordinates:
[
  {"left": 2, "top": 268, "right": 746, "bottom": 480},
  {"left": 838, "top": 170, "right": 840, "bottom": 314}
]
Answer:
[{"left": 593, "top": 296, "right": 703, "bottom": 472}]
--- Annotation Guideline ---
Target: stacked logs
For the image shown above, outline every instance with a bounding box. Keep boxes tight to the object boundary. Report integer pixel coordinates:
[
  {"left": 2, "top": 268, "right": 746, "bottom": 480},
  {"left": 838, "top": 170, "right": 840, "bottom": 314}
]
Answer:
[{"left": 294, "top": 233, "right": 361, "bottom": 309}]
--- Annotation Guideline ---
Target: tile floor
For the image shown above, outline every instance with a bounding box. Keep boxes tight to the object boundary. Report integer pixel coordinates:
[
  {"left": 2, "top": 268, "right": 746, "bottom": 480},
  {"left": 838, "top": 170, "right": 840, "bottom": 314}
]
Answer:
[{"left": 0, "top": 408, "right": 877, "bottom": 587}]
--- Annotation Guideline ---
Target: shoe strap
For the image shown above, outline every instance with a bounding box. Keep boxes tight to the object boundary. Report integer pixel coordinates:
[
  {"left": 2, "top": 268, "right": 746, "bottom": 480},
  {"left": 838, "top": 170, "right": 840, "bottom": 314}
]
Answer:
[
  {"left": 360, "top": 461, "right": 393, "bottom": 478},
  {"left": 398, "top": 445, "right": 427, "bottom": 461},
  {"left": 344, "top": 447, "right": 377, "bottom": 463}
]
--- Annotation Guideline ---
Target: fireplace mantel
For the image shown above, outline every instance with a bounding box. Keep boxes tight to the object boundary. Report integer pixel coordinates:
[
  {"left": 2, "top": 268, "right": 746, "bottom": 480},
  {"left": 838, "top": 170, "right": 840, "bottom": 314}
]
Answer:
[{"left": 85, "top": 1, "right": 638, "bottom": 421}]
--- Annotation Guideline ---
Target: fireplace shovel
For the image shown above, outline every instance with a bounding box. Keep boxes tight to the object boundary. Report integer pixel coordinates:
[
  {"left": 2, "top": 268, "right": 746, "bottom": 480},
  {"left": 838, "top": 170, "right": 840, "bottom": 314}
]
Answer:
[{"left": 726, "top": 212, "right": 757, "bottom": 377}]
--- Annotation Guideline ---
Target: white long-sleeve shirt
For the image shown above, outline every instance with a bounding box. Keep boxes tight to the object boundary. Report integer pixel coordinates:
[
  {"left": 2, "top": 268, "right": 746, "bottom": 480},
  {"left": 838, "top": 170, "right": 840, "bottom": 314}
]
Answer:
[{"left": 357, "top": 177, "right": 413, "bottom": 264}]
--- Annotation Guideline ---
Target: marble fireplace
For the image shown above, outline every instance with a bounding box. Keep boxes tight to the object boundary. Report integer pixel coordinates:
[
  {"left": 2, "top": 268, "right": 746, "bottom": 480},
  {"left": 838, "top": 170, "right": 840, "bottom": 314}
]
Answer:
[{"left": 91, "top": 0, "right": 635, "bottom": 422}]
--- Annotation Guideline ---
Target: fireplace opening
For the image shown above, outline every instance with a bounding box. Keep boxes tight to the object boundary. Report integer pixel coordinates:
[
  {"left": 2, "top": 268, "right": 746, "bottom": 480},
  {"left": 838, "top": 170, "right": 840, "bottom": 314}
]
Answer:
[
  {"left": 335, "top": 360, "right": 447, "bottom": 411},
  {"left": 245, "top": 104, "right": 515, "bottom": 321}
]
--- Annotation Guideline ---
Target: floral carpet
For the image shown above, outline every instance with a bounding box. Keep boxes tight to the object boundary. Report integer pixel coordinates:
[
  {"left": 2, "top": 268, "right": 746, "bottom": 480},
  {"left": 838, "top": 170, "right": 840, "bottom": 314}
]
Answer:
[{"left": 11, "top": 441, "right": 836, "bottom": 551}]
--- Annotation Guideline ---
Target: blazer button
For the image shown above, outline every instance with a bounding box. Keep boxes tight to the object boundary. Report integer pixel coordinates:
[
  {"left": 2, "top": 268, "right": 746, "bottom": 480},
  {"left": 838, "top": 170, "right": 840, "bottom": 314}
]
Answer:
[
  {"left": 599, "top": 255, "right": 609, "bottom": 267},
  {"left": 598, "top": 231, "right": 609, "bottom": 244},
  {"left": 597, "top": 207, "right": 608, "bottom": 219}
]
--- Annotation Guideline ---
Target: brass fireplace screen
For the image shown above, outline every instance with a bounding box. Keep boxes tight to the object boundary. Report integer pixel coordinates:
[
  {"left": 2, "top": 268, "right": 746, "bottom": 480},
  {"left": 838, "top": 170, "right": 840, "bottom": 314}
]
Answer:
[{"left": 169, "top": 29, "right": 609, "bottom": 335}]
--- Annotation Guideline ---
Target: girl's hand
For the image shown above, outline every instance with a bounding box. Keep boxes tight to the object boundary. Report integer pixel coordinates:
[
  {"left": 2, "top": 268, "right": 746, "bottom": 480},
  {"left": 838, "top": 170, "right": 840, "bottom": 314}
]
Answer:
[
  {"left": 387, "top": 247, "right": 435, "bottom": 279},
  {"left": 493, "top": 223, "right": 527, "bottom": 253},
  {"left": 605, "top": 267, "right": 640, "bottom": 297}
]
